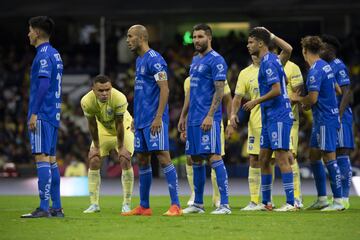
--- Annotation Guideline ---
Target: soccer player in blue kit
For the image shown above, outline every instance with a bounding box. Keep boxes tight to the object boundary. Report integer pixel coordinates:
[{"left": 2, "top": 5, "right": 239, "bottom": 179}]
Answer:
[
  {"left": 294, "top": 36, "right": 344, "bottom": 211},
  {"left": 320, "top": 35, "right": 354, "bottom": 209},
  {"left": 243, "top": 28, "right": 296, "bottom": 211},
  {"left": 122, "top": 25, "right": 182, "bottom": 216},
  {"left": 180, "top": 24, "right": 231, "bottom": 215},
  {"left": 21, "top": 16, "right": 64, "bottom": 218}
]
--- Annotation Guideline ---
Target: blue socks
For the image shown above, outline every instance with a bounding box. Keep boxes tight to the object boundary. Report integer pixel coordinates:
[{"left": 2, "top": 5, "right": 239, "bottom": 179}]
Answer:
[
  {"left": 193, "top": 162, "right": 206, "bottom": 205},
  {"left": 50, "top": 162, "right": 62, "bottom": 209},
  {"left": 163, "top": 164, "right": 180, "bottom": 207},
  {"left": 325, "top": 160, "right": 342, "bottom": 199},
  {"left": 139, "top": 165, "right": 152, "bottom": 208},
  {"left": 261, "top": 174, "right": 272, "bottom": 205},
  {"left": 337, "top": 155, "right": 352, "bottom": 198},
  {"left": 36, "top": 162, "right": 51, "bottom": 211},
  {"left": 311, "top": 160, "right": 327, "bottom": 197},
  {"left": 281, "top": 172, "right": 294, "bottom": 205},
  {"left": 211, "top": 160, "right": 229, "bottom": 205}
]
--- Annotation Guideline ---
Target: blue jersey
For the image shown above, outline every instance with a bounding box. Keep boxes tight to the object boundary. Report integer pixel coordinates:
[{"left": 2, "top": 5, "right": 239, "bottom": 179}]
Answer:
[
  {"left": 258, "top": 52, "right": 293, "bottom": 124},
  {"left": 188, "top": 50, "right": 228, "bottom": 126},
  {"left": 306, "top": 59, "right": 339, "bottom": 126},
  {"left": 28, "top": 42, "right": 63, "bottom": 128},
  {"left": 134, "top": 49, "right": 169, "bottom": 129},
  {"left": 329, "top": 58, "right": 352, "bottom": 124}
]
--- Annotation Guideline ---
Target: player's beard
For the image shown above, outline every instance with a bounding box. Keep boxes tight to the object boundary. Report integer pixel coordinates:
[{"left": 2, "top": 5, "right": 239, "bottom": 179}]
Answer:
[{"left": 195, "top": 42, "right": 208, "bottom": 54}]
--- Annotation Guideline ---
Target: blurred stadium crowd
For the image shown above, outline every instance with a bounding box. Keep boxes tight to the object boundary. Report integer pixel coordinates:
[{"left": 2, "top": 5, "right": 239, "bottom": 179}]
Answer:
[{"left": 1, "top": 27, "right": 360, "bottom": 177}]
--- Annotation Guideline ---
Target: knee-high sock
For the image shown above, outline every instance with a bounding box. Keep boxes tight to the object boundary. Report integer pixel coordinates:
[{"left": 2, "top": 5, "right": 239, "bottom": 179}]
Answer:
[
  {"left": 311, "top": 160, "right": 327, "bottom": 197},
  {"left": 163, "top": 163, "right": 180, "bottom": 207},
  {"left": 50, "top": 162, "right": 62, "bottom": 209},
  {"left": 37, "top": 162, "right": 52, "bottom": 211},
  {"left": 337, "top": 155, "right": 352, "bottom": 198},
  {"left": 121, "top": 167, "right": 134, "bottom": 205},
  {"left": 248, "top": 167, "right": 261, "bottom": 204},
  {"left": 325, "top": 160, "right": 342, "bottom": 199},
  {"left": 281, "top": 172, "right": 295, "bottom": 205},
  {"left": 185, "top": 163, "right": 194, "bottom": 195},
  {"left": 291, "top": 161, "right": 302, "bottom": 200},
  {"left": 211, "top": 160, "right": 229, "bottom": 205},
  {"left": 211, "top": 168, "right": 220, "bottom": 202},
  {"left": 193, "top": 162, "right": 206, "bottom": 205},
  {"left": 261, "top": 174, "right": 272, "bottom": 205},
  {"left": 88, "top": 169, "right": 101, "bottom": 205},
  {"left": 139, "top": 166, "right": 152, "bottom": 208}
]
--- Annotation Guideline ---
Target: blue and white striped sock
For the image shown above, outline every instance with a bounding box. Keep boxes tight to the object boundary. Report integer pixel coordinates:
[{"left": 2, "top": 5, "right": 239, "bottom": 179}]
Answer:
[
  {"left": 193, "top": 162, "right": 206, "bottom": 205},
  {"left": 163, "top": 163, "right": 180, "bottom": 207},
  {"left": 282, "top": 172, "right": 294, "bottom": 205},
  {"left": 36, "top": 162, "right": 51, "bottom": 211},
  {"left": 261, "top": 174, "right": 272, "bottom": 205},
  {"left": 139, "top": 165, "right": 152, "bottom": 208},
  {"left": 211, "top": 159, "right": 229, "bottom": 205}
]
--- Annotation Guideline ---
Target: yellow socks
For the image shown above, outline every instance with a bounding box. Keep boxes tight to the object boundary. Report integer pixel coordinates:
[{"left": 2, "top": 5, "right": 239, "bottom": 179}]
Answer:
[
  {"left": 122, "top": 167, "right": 134, "bottom": 205},
  {"left": 185, "top": 164, "right": 194, "bottom": 194},
  {"left": 291, "top": 161, "right": 301, "bottom": 200},
  {"left": 248, "top": 167, "right": 261, "bottom": 204},
  {"left": 88, "top": 169, "right": 101, "bottom": 205}
]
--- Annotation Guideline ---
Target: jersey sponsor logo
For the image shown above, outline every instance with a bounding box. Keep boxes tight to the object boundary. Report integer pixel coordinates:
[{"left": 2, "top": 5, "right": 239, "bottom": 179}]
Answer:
[
  {"left": 40, "top": 46, "right": 48, "bottom": 52},
  {"left": 271, "top": 131, "right": 278, "bottom": 141},
  {"left": 339, "top": 70, "right": 347, "bottom": 78},
  {"left": 216, "top": 64, "right": 224, "bottom": 72},
  {"left": 289, "top": 112, "right": 294, "bottom": 119},
  {"left": 327, "top": 73, "right": 334, "bottom": 79},
  {"left": 141, "top": 65, "right": 145, "bottom": 74},
  {"left": 154, "top": 63, "right": 163, "bottom": 71},
  {"left": 106, "top": 108, "right": 113, "bottom": 116},
  {"left": 185, "top": 140, "right": 189, "bottom": 150},
  {"left": 249, "top": 136, "right": 255, "bottom": 144},
  {"left": 202, "top": 135, "right": 209, "bottom": 143},
  {"left": 323, "top": 65, "right": 332, "bottom": 73},
  {"left": 266, "top": 68, "right": 273, "bottom": 76},
  {"left": 309, "top": 76, "right": 315, "bottom": 84},
  {"left": 54, "top": 53, "right": 62, "bottom": 62},
  {"left": 152, "top": 142, "right": 158, "bottom": 147},
  {"left": 40, "top": 59, "right": 48, "bottom": 67}
]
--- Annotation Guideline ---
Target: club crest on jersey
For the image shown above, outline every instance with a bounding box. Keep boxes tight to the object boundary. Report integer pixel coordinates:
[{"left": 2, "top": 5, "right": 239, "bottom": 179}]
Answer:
[
  {"left": 309, "top": 76, "right": 315, "bottom": 84},
  {"left": 266, "top": 68, "right": 273, "bottom": 76},
  {"left": 141, "top": 66, "right": 145, "bottom": 74},
  {"left": 198, "top": 64, "right": 205, "bottom": 72},
  {"left": 40, "top": 59, "right": 48, "bottom": 67},
  {"left": 202, "top": 135, "right": 210, "bottom": 143},
  {"left": 154, "top": 63, "right": 163, "bottom": 71},
  {"left": 216, "top": 64, "right": 224, "bottom": 72},
  {"left": 106, "top": 108, "right": 113, "bottom": 116}
]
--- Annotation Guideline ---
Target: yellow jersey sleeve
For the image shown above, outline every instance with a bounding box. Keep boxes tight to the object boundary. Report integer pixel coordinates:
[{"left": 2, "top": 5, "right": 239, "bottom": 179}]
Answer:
[
  {"left": 184, "top": 77, "right": 190, "bottom": 95},
  {"left": 285, "top": 61, "right": 303, "bottom": 92},
  {"left": 111, "top": 89, "right": 128, "bottom": 116},
  {"left": 224, "top": 80, "right": 231, "bottom": 95},
  {"left": 80, "top": 91, "right": 96, "bottom": 118},
  {"left": 235, "top": 70, "right": 247, "bottom": 96}
]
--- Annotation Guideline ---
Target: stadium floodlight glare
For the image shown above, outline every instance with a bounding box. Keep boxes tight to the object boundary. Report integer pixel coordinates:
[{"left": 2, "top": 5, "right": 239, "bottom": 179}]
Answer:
[
  {"left": 352, "top": 176, "right": 360, "bottom": 196},
  {"left": 183, "top": 31, "right": 193, "bottom": 45}
]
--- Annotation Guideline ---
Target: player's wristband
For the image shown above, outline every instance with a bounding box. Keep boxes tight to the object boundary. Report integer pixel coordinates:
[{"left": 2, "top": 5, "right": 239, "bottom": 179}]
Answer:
[
  {"left": 270, "top": 33, "right": 276, "bottom": 40},
  {"left": 227, "top": 120, "right": 231, "bottom": 125}
]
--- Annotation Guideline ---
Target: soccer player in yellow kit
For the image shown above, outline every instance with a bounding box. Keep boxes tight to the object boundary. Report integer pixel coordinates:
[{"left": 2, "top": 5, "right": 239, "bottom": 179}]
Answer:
[
  {"left": 180, "top": 77, "right": 232, "bottom": 207},
  {"left": 81, "top": 75, "right": 134, "bottom": 213}
]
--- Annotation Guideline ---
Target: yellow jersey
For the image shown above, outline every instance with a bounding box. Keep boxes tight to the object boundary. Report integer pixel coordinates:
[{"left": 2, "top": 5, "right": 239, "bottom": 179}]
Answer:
[
  {"left": 81, "top": 88, "right": 133, "bottom": 136},
  {"left": 235, "top": 64, "right": 261, "bottom": 129},
  {"left": 284, "top": 61, "right": 303, "bottom": 125}
]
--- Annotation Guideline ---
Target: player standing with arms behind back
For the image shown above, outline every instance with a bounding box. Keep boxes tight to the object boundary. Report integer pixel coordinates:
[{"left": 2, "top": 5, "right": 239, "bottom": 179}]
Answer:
[
  {"left": 21, "top": 16, "right": 64, "bottom": 218},
  {"left": 123, "top": 25, "right": 182, "bottom": 216}
]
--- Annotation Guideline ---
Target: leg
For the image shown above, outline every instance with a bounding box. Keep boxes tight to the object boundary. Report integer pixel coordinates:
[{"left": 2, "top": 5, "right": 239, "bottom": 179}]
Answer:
[
  {"left": 209, "top": 154, "right": 230, "bottom": 207},
  {"left": 336, "top": 148, "right": 352, "bottom": 208},
  {"left": 137, "top": 152, "right": 152, "bottom": 208},
  {"left": 248, "top": 154, "right": 261, "bottom": 205},
  {"left": 50, "top": 156, "right": 62, "bottom": 210},
  {"left": 185, "top": 155, "right": 195, "bottom": 205},
  {"left": 259, "top": 148, "right": 273, "bottom": 206},
  {"left": 275, "top": 149, "right": 294, "bottom": 206}
]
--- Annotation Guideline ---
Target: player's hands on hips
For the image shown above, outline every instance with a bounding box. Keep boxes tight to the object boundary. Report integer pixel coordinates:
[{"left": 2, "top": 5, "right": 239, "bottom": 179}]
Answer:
[
  {"left": 151, "top": 115, "right": 162, "bottom": 135},
  {"left": 28, "top": 114, "right": 37, "bottom": 131},
  {"left": 88, "top": 146, "right": 100, "bottom": 160},
  {"left": 118, "top": 147, "right": 131, "bottom": 161},
  {"left": 243, "top": 99, "right": 258, "bottom": 111},
  {"left": 130, "top": 120, "right": 135, "bottom": 133},
  {"left": 177, "top": 116, "right": 186, "bottom": 133},
  {"left": 225, "top": 124, "right": 234, "bottom": 140},
  {"left": 230, "top": 114, "right": 239, "bottom": 128},
  {"left": 180, "top": 131, "right": 187, "bottom": 142},
  {"left": 201, "top": 115, "right": 213, "bottom": 131}
]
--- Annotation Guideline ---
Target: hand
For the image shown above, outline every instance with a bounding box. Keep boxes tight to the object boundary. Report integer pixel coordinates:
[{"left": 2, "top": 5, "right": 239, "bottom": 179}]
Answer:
[
  {"left": 150, "top": 115, "right": 162, "bottom": 135},
  {"left": 180, "top": 131, "right": 186, "bottom": 142},
  {"left": 243, "top": 100, "right": 258, "bottom": 111},
  {"left": 225, "top": 124, "right": 235, "bottom": 140},
  {"left": 118, "top": 147, "right": 131, "bottom": 161},
  {"left": 301, "top": 104, "right": 311, "bottom": 111},
  {"left": 230, "top": 114, "right": 239, "bottom": 128},
  {"left": 88, "top": 146, "right": 100, "bottom": 160},
  {"left": 178, "top": 116, "right": 186, "bottom": 133},
  {"left": 201, "top": 115, "right": 213, "bottom": 131},
  {"left": 130, "top": 120, "right": 135, "bottom": 133},
  {"left": 291, "top": 89, "right": 302, "bottom": 102},
  {"left": 255, "top": 26, "right": 271, "bottom": 34},
  {"left": 28, "top": 114, "right": 37, "bottom": 131}
]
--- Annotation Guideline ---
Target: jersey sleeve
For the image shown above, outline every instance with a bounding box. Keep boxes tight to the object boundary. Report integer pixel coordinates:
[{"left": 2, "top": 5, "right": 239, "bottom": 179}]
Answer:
[
  {"left": 149, "top": 56, "right": 168, "bottom": 81},
  {"left": 263, "top": 61, "right": 280, "bottom": 86},
  {"left": 211, "top": 57, "right": 227, "bottom": 81},
  {"left": 224, "top": 80, "right": 231, "bottom": 95},
  {"left": 184, "top": 77, "right": 190, "bottom": 95},
  {"left": 289, "top": 64, "right": 303, "bottom": 88},
  {"left": 306, "top": 69, "right": 322, "bottom": 92},
  {"left": 80, "top": 95, "right": 94, "bottom": 118},
  {"left": 336, "top": 64, "right": 350, "bottom": 87},
  {"left": 37, "top": 54, "right": 52, "bottom": 78},
  {"left": 235, "top": 70, "right": 247, "bottom": 96},
  {"left": 112, "top": 91, "right": 128, "bottom": 116}
]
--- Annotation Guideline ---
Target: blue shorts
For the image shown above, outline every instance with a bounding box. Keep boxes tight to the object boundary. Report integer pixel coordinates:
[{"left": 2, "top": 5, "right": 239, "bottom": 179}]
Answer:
[
  {"left": 337, "top": 122, "right": 354, "bottom": 149},
  {"left": 134, "top": 122, "right": 169, "bottom": 152},
  {"left": 261, "top": 121, "right": 292, "bottom": 150},
  {"left": 185, "top": 121, "right": 221, "bottom": 156},
  {"left": 310, "top": 124, "right": 338, "bottom": 152},
  {"left": 29, "top": 119, "right": 58, "bottom": 156}
]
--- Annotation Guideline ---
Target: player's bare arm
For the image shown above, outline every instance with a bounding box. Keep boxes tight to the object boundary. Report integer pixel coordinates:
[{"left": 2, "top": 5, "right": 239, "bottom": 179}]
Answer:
[
  {"left": 202, "top": 80, "right": 225, "bottom": 131},
  {"left": 115, "top": 114, "right": 131, "bottom": 161},
  {"left": 230, "top": 94, "right": 242, "bottom": 128},
  {"left": 223, "top": 93, "right": 234, "bottom": 139},
  {"left": 178, "top": 89, "right": 190, "bottom": 133},
  {"left": 86, "top": 116, "right": 100, "bottom": 158},
  {"left": 339, "top": 85, "right": 351, "bottom": 119},
  {"left": 151, "top": 79, "right": 169, "bottom": 135},
  {"left": 243, "top": 82, "right": 281, "bottom": 111}
]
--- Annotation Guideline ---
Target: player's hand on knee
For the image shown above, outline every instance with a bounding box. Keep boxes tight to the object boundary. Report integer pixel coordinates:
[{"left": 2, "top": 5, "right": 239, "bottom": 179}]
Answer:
[
  {"left": 201, "top": 115, "right": 213, "bottom": 131},
  {"left": 118, "top": 147, "right": 131, "bottom": 161},
  {"left": 88, "top": 147, "right": 100, "bottom": 160}
]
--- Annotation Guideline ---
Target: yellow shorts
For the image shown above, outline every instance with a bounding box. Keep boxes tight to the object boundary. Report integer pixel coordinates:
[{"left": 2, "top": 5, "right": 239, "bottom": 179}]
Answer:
[
  {"left": 91, "top": 126, "right": 134, "bottom": 157},
  {"left": 247, "top": 127, "right": 261, "bottom": 155},
  {"left": 220, "top": 121, "right": 225, "bottom": 156}
]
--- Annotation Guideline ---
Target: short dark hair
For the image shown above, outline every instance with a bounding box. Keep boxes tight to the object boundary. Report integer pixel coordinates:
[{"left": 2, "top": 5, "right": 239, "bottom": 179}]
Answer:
[
  {"left": 321, "top": 34, "right": 341, "bottom": 53},
  {"left": 248, "top": 28, "right": 271, "bottom": 46},
  {"left": 268, "top": 41, "right": 279, "bottom": 53},
  {"left": 93, "top": 75, "right": 112, "bottom": 85},
  {"left": 29, "top": 16, "right": 55, "bottom": 37},
  {"left": 301, "top": 36, "right": 323, "bottom": 54},
  {"left": 192, "top": 23, "right": 212, "bottom": 37}
]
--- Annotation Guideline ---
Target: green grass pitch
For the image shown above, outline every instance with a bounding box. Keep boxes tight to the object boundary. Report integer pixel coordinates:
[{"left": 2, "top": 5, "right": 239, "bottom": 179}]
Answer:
[{"left": 0, "top": 195, "right": 359, "bottom": 240}]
